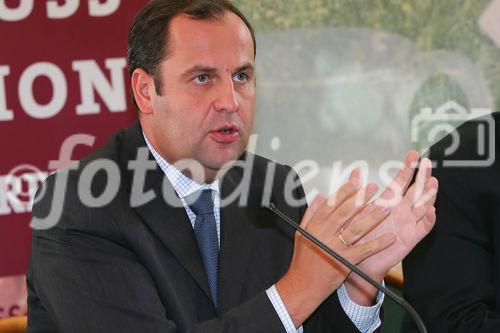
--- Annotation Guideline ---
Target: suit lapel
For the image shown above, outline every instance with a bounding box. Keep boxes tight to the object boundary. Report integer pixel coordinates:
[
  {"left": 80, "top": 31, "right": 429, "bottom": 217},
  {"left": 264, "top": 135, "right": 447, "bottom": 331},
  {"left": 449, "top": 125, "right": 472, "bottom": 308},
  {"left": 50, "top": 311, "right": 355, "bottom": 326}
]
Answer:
[
  {"left": 120, "top": 122, "right": 212, "bottom": 302},
  {"left": 218, "top": 167, "right": 260, "bottom": 313},
  {"left": 134, "top": 181, "right": 213, "bottom": 302}
]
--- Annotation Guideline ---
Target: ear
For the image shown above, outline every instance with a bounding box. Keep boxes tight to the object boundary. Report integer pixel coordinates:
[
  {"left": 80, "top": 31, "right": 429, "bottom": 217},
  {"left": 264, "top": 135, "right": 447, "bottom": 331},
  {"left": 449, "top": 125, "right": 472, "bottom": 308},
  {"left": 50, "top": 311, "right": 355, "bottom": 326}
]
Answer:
[{"left": 131, "top": 68, "right": 156, "bottom": 115}]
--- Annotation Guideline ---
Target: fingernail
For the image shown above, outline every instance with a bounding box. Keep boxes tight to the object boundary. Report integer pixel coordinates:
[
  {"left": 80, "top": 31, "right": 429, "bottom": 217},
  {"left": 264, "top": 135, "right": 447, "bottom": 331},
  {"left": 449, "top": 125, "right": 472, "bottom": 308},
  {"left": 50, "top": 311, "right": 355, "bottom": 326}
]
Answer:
[{"left": 431, "top": 177, "right": 439, "bottom": 187}]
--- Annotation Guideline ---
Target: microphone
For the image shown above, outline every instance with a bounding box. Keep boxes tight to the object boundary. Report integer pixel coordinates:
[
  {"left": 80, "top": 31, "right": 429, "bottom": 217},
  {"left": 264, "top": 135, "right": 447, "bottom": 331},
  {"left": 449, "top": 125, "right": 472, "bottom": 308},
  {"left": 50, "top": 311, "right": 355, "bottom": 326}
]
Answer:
[{"left": 266, "top": 202, "right": 427, "bottom": 333}]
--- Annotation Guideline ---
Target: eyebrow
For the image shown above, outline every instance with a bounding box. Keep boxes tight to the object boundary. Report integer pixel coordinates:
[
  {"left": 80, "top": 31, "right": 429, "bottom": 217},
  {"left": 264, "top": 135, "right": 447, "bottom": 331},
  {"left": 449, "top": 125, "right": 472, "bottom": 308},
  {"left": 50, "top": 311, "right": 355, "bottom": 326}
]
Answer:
[
  {"left": 234, "top": 63, "right": 255, "bottom": 74},
  {"left": 182, "top": 63, "right": 255, "bottom": 77},
  {"left": 182, "top": 65, "right": 217, "bottom": 77}
]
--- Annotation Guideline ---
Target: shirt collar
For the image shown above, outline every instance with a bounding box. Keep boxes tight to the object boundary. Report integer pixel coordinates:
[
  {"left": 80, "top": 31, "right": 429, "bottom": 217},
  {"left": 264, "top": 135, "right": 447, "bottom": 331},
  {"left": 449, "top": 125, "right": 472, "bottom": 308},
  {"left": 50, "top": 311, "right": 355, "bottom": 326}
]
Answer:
[{"left": 142, "top": 132, "right": 219, "bottom": 199}]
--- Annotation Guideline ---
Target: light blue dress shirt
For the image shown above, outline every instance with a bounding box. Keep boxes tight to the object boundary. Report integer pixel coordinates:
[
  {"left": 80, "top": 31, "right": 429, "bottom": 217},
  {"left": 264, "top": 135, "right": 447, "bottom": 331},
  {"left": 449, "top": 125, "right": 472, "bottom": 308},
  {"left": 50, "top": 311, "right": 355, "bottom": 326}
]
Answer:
[{"left": 143, "top": 134, "right": 383, "bottom": 333}]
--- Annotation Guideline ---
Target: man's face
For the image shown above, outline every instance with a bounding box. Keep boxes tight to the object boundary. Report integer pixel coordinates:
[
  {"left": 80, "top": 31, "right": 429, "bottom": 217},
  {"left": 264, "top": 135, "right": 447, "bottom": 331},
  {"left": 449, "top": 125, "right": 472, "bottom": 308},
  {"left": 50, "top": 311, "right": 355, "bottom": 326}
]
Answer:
[{"left": 146, "top": 12, "right": 255, "bottom": 181}]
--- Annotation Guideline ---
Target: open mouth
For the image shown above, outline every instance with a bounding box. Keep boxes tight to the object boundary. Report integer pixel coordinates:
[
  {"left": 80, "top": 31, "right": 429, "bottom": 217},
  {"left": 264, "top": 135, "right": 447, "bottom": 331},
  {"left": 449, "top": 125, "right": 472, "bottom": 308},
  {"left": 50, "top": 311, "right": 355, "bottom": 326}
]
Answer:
[
  {"left": 214, "top": 124, "right": 238, "bottom": 133},
  {"left": 211, "top": 125, "right": 239, "bottom": 143},
  {"left": 218, "top": 128, "right": 234, "bottom": 134}
]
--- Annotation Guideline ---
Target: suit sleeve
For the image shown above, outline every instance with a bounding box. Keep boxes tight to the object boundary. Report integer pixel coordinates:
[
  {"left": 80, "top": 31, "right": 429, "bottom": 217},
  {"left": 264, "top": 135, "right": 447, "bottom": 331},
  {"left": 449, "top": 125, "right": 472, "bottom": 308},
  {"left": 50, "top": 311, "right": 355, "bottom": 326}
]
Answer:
[{"left": 27, "top": 173, "right": 286, "bottom": 333}]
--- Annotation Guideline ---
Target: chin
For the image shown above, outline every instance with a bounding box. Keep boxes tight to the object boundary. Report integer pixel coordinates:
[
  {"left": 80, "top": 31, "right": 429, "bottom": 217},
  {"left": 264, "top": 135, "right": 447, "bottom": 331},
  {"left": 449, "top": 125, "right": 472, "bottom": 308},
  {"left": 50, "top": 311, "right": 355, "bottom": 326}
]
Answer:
[{"left": 206, "top": 152, "right": 243, "bottom": 171}]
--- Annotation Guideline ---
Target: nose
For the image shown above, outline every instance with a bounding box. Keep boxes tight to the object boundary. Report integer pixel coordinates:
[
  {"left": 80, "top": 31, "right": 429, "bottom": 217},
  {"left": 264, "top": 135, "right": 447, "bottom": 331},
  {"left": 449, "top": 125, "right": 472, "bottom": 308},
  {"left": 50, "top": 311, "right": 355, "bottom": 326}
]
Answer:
[{"left": 213, "top": 77, "right": 239, "bottom": 113}]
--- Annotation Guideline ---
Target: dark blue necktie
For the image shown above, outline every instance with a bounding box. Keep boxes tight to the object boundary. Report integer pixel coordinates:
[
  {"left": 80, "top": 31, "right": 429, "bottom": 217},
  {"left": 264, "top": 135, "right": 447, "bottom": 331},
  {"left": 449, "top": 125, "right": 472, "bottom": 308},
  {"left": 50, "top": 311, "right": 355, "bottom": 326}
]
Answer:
[{"left": 187, "top": 189, "right": 219, "bottom": 306}]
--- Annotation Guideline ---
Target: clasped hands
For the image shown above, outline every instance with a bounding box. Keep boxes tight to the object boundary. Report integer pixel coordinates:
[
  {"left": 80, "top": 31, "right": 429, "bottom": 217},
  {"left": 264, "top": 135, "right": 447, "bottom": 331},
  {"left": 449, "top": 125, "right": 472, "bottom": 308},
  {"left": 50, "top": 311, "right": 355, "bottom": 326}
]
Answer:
[{"left": 276, "top": 151, "right": 438, "bottom": 326}]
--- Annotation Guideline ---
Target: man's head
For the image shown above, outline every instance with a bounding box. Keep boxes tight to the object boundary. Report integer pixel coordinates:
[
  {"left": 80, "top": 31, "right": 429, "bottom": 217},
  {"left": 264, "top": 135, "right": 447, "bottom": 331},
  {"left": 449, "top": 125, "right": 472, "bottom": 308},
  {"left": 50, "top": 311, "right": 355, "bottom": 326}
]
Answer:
[{"left": 128, "top": 0, "right": 257, "bottom": 182}]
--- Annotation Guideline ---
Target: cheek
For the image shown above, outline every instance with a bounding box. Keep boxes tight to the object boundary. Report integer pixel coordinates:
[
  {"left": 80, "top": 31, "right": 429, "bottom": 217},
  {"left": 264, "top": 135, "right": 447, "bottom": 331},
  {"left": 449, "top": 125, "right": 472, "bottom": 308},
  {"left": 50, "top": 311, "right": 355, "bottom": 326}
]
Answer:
[
  {"left": 169, "top": 89, "right": 213, "bottom": 121},
  {"left": 239, "top": 90, "right": 255, "bottom": 124},
  {"left": 152, "top": 100, "right": 188, "bottom": 143},
  {"left": 156, "top": 92, "right": 196, "bottom": 124}
]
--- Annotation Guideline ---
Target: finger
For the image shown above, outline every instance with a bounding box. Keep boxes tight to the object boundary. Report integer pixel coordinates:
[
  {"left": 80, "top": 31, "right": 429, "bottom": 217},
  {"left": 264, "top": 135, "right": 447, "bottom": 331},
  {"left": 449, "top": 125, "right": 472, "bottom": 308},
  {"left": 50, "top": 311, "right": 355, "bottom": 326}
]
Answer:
[
  {"left": 405, "top": 157, "right": 433, "bottom": 206},
  {"left": 341, "top": 205, "right": 391, "bottom": 245},
  {"left": 351, "top": 183, "right": 379, "bottom": 210},
  {"left": 300, "top": 194, "right": 326, "bottom": 228},
  {"left": 415, "top": 206, "right": 436, "bottom": 240},
  {"left": 348, "top": 167, "right": 362, "bottom": 186},
  {"left": 381, "top": 151, "right": 419, "bottom": 201},
  {"left": 327, "top": 183, "right": 379, "bottom": 231},
  {"left": 346, "top": 200, "right": 374, "bottom": 226},
  {"left": 312, "top": 169, "right": 362, "bottom": 223},
  {"left": 412, "top": 177, "right": 438, "bottom": 219},
  {"left": 328, "top": 168, "right": 363, "bottom": 207},
  {"left": 346, "top": 232, "right": 396, "bottom": 264}
]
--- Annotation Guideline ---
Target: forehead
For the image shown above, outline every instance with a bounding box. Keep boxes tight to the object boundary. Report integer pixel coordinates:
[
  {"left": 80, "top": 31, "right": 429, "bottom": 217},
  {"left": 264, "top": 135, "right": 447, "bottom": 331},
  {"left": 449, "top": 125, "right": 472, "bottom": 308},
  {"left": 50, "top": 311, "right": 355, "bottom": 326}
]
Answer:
[{"left": 165, "top": 11, "right": 254, "bottom": 67}]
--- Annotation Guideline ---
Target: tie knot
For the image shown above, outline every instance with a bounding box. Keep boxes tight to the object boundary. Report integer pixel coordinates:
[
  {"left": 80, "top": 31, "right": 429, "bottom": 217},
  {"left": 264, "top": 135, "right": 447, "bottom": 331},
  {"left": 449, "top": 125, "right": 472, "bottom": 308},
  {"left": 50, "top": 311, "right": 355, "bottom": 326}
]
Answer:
[{"left": 187, "top": 189, "right": 214, "bottom": 216}]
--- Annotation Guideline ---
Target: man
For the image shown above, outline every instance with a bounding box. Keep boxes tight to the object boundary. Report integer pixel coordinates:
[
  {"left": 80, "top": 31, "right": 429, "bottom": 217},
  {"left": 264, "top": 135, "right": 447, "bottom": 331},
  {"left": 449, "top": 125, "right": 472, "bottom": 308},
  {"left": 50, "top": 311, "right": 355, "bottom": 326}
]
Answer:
[
  {"left": 27, "top": 1, "right": 438, "bottom": 332},
  {"left": 403, "top": 112, "right": 500, "bottom": 332}
]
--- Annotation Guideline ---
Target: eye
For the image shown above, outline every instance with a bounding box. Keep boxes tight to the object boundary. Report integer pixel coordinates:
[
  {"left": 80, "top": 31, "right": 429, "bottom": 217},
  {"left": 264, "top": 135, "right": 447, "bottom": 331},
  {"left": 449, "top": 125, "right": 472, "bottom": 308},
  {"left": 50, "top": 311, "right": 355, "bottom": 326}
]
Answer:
[
  {"left": 194, "top": 74, "right": 210, "bottom": 84},
  {"left": 233, "top": 72, "right": 249, "bottom": 83}
]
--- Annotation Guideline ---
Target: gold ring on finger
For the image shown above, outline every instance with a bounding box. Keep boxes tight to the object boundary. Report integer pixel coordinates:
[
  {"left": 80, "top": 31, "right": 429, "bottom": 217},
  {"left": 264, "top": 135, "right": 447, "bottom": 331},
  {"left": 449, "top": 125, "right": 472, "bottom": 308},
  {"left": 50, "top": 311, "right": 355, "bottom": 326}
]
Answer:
[{"left": 338, "top": 228, "right": 350, "bottom": 247}]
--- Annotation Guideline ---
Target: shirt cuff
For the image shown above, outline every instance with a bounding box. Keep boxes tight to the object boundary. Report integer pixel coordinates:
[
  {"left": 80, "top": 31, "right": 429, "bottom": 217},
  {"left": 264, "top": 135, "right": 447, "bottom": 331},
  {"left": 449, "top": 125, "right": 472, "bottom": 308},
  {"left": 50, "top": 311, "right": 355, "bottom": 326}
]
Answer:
[
  {"left": 337, "top": 281, "right": 384, "bottom": 333},
  {"left": 266, "top": 285, "right": 304, "bottom": 333}
]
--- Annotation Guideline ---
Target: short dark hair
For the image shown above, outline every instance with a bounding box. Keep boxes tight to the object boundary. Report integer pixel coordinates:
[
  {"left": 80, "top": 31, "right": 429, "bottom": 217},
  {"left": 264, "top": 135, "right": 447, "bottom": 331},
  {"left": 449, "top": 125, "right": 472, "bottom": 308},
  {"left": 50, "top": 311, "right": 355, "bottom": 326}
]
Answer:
[{"left": 127, "top": 0, "right": 256, "bottom": 107}]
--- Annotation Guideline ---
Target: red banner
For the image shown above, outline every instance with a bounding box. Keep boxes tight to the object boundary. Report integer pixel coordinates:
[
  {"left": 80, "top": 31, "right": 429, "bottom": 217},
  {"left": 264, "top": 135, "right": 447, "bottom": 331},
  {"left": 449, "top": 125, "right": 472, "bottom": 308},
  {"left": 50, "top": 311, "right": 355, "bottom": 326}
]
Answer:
[{"left": 0, "top": 0, "right": 148, "bottom": 318}]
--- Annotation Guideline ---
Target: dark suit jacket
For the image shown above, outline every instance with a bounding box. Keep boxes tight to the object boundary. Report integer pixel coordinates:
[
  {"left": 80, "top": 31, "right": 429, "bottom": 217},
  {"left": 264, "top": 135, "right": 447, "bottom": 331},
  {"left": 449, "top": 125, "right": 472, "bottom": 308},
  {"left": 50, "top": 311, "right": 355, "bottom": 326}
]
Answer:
[
  {"left": 27, "top": 121, "right": 360, "bottom": 332},
  {"left": 402, "top": 112, "right": 500, "bottom": 332}
]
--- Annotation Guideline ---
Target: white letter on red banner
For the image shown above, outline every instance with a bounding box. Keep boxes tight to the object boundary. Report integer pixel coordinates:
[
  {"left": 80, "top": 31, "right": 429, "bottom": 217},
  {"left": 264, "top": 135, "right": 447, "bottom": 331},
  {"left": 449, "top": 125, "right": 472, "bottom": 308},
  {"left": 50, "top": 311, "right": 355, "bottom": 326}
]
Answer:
[
  {"left": 19, "top": 62, "right": 68, "bottom": 119},
  {"left": 89, "top": 0, "right": 120, "bottom": 17},
  {"left": 46, "top": 0, "right": 80, "bottom": 19},
  {"left": 0, "top": 0, "right": 34, "bottom": 21},
  {"left": 0, "top": 66, "right": 13, "bottom": 121},
  {"left": 72, "top": 58, "right": 127, "bottom": 114}
]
